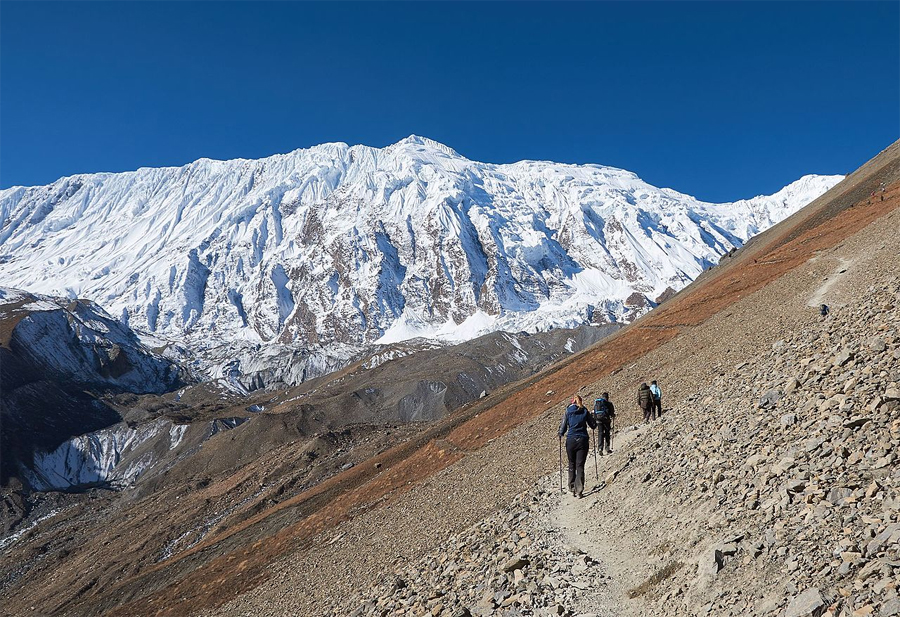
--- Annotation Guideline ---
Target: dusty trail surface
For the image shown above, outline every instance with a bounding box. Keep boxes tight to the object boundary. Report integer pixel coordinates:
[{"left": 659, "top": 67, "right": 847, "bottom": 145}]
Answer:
[
  {"left": 550, "top": 427, "right": 648, "bottom": 617},
  {"left": 329, "top": 426, "right": 653, "bottom": 617}
]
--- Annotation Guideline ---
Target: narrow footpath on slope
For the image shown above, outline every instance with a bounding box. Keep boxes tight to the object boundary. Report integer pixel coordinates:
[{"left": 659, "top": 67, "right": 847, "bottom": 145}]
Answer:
[
  {"left": 545, "top": 424, "right": 651, "bottom": 617},
  {"left": 334, "top": 422, "right": 660, "bottom": 617}
]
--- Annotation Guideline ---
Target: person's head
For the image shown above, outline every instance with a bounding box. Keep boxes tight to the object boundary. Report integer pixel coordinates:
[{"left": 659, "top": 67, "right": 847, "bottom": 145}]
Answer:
[
  {"left": 572, "top": 394, "right": 583, "bottom": 407},
  {"left": 641, "top": 382, "right": 648, "bottom": 388},
  {"left": 651, "top": 380, "right": 657, "bottom": 385},
  {"left": 603, "top": 392, "right": 610, "bottom": 400}
]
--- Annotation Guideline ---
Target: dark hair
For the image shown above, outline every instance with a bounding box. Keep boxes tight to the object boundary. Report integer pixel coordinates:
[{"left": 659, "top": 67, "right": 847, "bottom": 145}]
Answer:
[
  {"left": 603, "top": 392, "right": 609, "bottom": 399},
  {"left": 651, "top": 380, "right": 657, "bottom": 385}
]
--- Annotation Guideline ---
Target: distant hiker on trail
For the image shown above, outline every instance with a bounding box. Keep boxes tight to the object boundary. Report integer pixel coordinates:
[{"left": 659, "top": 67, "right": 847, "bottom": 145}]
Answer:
[
  {"left": 820, "top": 304, "right": 830, "bottom": 318},
  {"left": 558, "top": 394, "right": 596, "bottom": 498},
  {"left": 638, "top": 382, "right": 653, "bottom": 422},
  {"left": 650, "top": 380, "right": 662, "bottom": 419},
  {"left": 593, "top": 392, "right": 616, "bottom": 455}
]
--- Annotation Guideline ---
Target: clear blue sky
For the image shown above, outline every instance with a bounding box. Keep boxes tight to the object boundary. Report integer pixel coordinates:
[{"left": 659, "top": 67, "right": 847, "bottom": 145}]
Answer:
[{"left": 2, "top": 1, "right": 898, "bottom": 201}]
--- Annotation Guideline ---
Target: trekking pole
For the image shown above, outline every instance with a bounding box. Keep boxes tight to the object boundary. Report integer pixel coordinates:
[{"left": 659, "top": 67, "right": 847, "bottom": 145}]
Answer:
[
  {"left": 593, "top": 426, "right": 599, "bottom": 480},
  {"left": 558, "top": 437, "right": 564, "bottom": 493}
]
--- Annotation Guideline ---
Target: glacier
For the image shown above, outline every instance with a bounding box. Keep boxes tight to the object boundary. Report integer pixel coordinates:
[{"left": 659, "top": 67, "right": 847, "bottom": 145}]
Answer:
[
  {"left": 0, "top": 135, "right": 843, "bottom": 375},
  {"left": 20, "top": 416, "right": 247, "bottom": 492}
]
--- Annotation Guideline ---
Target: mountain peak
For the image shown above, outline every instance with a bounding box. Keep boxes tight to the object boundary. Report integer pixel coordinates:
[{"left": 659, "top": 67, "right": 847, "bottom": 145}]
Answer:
[{"left": 387, "top": 135, "right": 461, "bottom": 158}]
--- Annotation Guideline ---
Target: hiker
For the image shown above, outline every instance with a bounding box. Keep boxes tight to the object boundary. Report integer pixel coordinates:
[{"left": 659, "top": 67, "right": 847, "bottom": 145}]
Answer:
[
  {"left": 820, "top": 304, "right": 829, "bottom": 318},
  {"left": 637, "top": 382, "right": 653, "bottom": 422},
  {"left": 650, "top": 380, "right": 662, "bottom": 419},
  {"left": 558, "top": 394, "right": 596, "bottom": 498},
  {"left": 594, "top": 392, "right": 616, "bottom": 454}
]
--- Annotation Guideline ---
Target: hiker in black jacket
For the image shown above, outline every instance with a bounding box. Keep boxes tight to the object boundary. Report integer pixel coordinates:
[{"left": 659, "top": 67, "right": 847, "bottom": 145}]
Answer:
[
  {"left": 594, "top": 392, "right": 616, "bottom": 454},
  {"left": 558, "top": 394, "right": 596, "bottom": 498},
  {"left": 638, "top": 382, "right": 653, "bottom": 422}
]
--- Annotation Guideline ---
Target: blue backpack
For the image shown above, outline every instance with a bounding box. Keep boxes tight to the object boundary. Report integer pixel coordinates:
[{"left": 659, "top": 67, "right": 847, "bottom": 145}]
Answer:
[{"left": 594, "top": 398, "right": 610, "bottom": 419}]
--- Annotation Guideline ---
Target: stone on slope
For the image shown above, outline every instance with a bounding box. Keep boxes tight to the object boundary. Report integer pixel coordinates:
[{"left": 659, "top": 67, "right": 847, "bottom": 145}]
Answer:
[
  {"left": 759, "top": 389, "right": 782, "bottom": 408},
  {"left": 785, "top": 588, "right": 826, "bottom": 617},
  {"left": 502, "top": 556, "right": 530, "bottom": 573}
]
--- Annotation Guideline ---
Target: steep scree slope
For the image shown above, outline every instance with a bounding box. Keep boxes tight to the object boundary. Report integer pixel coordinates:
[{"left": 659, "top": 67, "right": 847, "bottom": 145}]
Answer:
[{"left": 338, "top": 273, "right": 900, "bottom": 617}]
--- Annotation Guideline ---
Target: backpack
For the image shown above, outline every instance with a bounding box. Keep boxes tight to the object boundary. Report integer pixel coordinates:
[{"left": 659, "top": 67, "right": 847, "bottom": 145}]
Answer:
[{"left": 594, "top": 398, "right": 610, "bottom": 419}]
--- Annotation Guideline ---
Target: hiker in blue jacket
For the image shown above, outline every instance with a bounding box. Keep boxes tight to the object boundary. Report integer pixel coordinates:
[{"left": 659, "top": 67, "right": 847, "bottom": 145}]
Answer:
[
  {"left": 650, "top": 380, "right": 662, "bottom": 419},
  {"left": 558, "top": 394, "right": 596, "bottom": 498}
]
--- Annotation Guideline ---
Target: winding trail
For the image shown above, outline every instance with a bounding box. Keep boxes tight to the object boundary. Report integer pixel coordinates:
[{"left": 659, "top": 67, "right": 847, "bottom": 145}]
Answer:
[{"left": 807, "top": 256, "right": 855, "bottom": 307}]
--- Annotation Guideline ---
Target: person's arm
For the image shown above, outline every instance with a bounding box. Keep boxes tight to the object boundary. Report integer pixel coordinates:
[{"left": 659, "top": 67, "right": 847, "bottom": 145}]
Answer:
[
  {"left": 558, "top": 413, "right": 568, "bottom": 437},
  {"left": 609, "top": 401, "right": 616, "bottom": 417},
  {"left": 586, "top": 407, "right": 597, "bottom": 429}
]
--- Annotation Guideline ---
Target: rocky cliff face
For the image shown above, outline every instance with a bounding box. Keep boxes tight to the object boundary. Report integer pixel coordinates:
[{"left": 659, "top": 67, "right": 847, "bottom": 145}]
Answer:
[
  {"left": 0, "top": 137, "right": 841, "bottom": 374},
  {"left": 0, "top": 288, "right": 183, "bottom": 392}
]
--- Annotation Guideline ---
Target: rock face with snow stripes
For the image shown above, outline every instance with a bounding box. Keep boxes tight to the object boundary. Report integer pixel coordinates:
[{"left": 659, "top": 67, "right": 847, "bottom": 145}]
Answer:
[
  {"left": 0, "top": 136, "right": 842, "bottom": 361},
  {"left": 0, "top": 288, "right": 183, "bottom": 393},
  {"left": 0, "top": 288, "right": 186, "bottom": 487}
]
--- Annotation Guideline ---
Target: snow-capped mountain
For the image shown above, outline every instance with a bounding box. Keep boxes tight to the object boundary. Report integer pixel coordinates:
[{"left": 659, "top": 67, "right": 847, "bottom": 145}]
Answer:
[{"left": 0, "top": 136, "right": 842, "bottom": 367}]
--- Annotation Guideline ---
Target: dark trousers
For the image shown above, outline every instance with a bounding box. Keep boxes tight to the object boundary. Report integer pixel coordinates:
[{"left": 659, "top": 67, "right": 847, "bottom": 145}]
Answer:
[
  {"left": 598, "top": 417, "right": 612, "bottom": 452},
  {"left": 652, "top": 398, "right": 662, "bottom": 419},
  {"left": 642, "top": 405, "right": 652, "bottom": 422},
  {"left": 565, "top": 436, "right": 589, "bottom": 494}
]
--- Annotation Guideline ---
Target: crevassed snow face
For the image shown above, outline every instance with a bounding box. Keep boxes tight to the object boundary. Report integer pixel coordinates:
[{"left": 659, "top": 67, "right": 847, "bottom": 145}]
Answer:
[{"left": 0, "top": 136, "right": 843, "bottom": 359}]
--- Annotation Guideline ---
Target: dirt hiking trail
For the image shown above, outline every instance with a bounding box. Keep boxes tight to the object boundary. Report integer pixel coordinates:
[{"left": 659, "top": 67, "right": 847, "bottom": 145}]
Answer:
[
  {"left": 550, "top": 424, "right": 650, "bottom": 617},
  {"left": 806, "top": 256, "right": 855, "bottom": 308}
]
